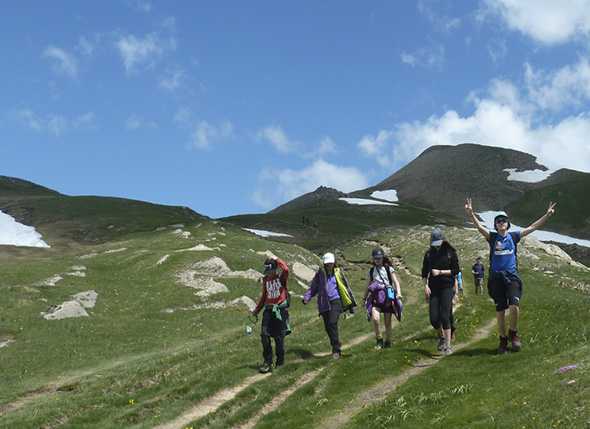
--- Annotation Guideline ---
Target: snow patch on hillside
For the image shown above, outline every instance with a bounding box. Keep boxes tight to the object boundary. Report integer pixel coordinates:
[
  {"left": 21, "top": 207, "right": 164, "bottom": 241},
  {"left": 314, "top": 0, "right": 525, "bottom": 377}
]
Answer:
[
  {"left": 0, "top": 210, "right": 49, "bottom": 248},
  {"left": 243, "top": 228, "right": 293, "bottom": 238},
  {"left": 370, "top": 190, "right": 399, "bottom": 202},
  {"left": 504, "top": 169, "right": 553, "bottom": 183},
  {"left": 478, "top": 211, "right": 590, "bottom": 248},
  {"left": 339, "top": 198, "right": 398, "bottom": 206}
]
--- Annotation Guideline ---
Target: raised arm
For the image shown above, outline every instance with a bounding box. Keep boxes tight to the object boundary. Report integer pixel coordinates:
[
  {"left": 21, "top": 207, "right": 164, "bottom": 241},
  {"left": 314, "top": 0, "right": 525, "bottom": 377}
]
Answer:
[
  {"left": 465, "top": 198, "right": 490, "bottom": 241},
  {"left": 521, "top": 202, "right": 557, "bottom": 237}
]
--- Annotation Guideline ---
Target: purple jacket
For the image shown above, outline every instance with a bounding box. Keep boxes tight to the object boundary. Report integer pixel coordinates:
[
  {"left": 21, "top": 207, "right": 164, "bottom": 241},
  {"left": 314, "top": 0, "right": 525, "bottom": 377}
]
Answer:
[{"left": 303, "top": 268, "right": 356, "bottom": 314}]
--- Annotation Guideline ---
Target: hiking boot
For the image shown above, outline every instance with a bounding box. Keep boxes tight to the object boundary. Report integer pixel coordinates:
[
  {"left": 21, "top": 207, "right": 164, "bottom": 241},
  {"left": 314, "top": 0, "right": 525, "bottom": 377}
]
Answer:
[
  {"left": 332, "top": 352, "right": 341, "bottom": 360},
  {"left": 442, "top": 345, "right": 453, "bottom": 356},
  {"left": 437, "top": 336, "right": 445, "bottom": 351},
  {"left": 509, "top": 330, "right": 522, "bottom": 352},
  {"left": 375, "top": 338, "right": 384, "bottom": 350},
  {"left": 498, "top": 336, "right": 509, "bottom": 354},
  {"left": 383, "top": 340, "right": 392, "bottom": 349},
  {"left": 259, "top": 362, "right": 273, "bottom": 374}
]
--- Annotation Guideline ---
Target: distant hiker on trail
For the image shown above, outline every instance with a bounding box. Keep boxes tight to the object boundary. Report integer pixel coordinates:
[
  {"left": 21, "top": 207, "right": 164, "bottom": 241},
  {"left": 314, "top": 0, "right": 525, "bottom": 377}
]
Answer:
[
  {"left": 363, "top": 248, "right": 403, "bottom": 350},
  {"left": 472, "top": 257, "right": 485, "bottom": 295},
  {"left": 465, "top": 198, "right": 557, "bottom": 354},
  {"left": 251, "top": 256, "right": 291, "bottom": 373},
  {"left": 303, "top": 252, "right": 357, "bottom": 359},
  {"left": 422, "top": 228, "right": 460, "bottom": 355}
]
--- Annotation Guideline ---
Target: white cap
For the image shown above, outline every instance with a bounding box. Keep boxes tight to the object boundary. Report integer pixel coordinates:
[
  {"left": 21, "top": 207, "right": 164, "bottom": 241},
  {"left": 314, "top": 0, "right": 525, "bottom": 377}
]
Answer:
[{"left": 322, "top": 252, "right": 336, "bottom": 264}]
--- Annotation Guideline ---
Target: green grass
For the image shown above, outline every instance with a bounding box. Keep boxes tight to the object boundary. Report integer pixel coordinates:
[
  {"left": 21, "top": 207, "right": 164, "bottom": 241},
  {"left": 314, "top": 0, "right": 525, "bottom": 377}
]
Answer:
[
  {"left": 507, "top": 170, "right": 590, "bottom": 240},
  {"left": 1, "top": 223, "right": 589, "bottom": 428},
  {"left": 0, "top": 194, "right": 204, "bottom": 246},
  {"left": 222, "top": 201, "right": 458, "bottom": 253}
]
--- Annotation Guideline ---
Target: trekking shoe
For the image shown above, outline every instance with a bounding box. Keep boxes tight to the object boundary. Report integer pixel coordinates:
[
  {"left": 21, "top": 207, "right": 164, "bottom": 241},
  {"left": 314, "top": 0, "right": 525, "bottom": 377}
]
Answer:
[
  {"left": 258, "top": 362, "right": 273, "bottom": 374},
  {"left": 498, "top": 336, "right": 509, "bottom": 354},
  {"left": 332, "top": 352, "right": 341, "bottom": 360},
  {"left": 509, "top": 330, "right": 522, "bottom": 352},
  {"left": 375, "top": 338, "right": 384, "bottom": 350},
  {"left": 442, "top": 345, "right": 453, "bottom": 356},
  {"left": 383, "top": 340, "right": 392, "bottom": 349},
  {"left": 437, "top": 336, "right": 445, "bottom": 351}
]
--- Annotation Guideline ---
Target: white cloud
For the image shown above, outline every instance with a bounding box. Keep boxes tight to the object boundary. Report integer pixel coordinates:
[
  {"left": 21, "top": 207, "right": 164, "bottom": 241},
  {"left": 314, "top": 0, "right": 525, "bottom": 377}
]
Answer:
[
  {"left": 400, "top": 52, "right": 417, "bottom": 67},
  {"left": 76, "top": 36, "right": 94, "bottom": 56},
  {"left": 358, "top": 130, "right": 394, "bottom": 166},
  {"left": 487, "top": 38, "right": 507, "bottom": 63},
  {"left": 483, "top": 0, "right": 590, "bottom": 44},
  {"left": 16, "top": 110, "right": 95, "bottom": 137},
  {"left": 115, "top": 33, "right": 174, "bottom": 73},
  {"left": 257, "top": 125, "right": 297, "bottom": 153},
  {"left": 173, "top": 109, "right": 232, "bottom": 149},
  {"left": 318, "top": 137, "right": 337, "bottom": 155},
  {"left": 253, "top": 159, "right": 369, "bottom": 209},
  {"left": 42, "top": 46, "right": 78, "bottom": 78},
  {"left": 159, "top": 68, "right": 185, "bottom": 91},
  {"left": 362, "top": 73, "right": 590, "bottom": 173},
  {"left": 417, "top": 0, "right": 462, "bottom": 33},
  {"left": 126, "top": 114, "right": 157, "bottom": 130},
  {"left": 72, "top": 112, "right": 96, "bottom": 128},
  {"left": 190, "top": 121, "right": 233, "bottom": 149},
  {"left": 525, "top": 58, "right": 590, "bottom": 111},
  {"left": 128, "top": 0, "right": 152, "bottom": 13},
  {"left": 400, "top": 44, "right": 445, "bottom": 69}
]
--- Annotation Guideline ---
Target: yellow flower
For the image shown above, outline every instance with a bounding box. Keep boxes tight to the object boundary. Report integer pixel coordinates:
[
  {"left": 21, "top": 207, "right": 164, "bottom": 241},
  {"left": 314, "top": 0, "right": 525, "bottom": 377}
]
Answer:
[{"left": 128, "top": 399, "right": 135, "bottom": 405}]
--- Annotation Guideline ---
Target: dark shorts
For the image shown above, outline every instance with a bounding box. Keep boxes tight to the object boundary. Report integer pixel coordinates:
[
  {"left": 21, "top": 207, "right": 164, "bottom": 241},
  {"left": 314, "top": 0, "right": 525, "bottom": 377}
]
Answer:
[
  {"left": 474, "top": 277, "right": 484, "bottom": 287},
  {"left": 488, "top": 271, "right": 523, "bottom": 312},
  {"left": 373, "top": 301, "right": 395, "bottom": 314}
]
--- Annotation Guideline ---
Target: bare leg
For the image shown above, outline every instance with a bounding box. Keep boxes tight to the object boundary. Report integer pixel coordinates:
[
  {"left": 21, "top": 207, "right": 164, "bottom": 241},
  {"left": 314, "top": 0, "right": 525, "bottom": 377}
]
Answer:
[
  {"left": 384, "top": 313, "right": 393, "bottom": 342},
  {"left": 509, "top": 305, "right": 519, "bottom": 331},
  {"left": 496, "top": 310, "right": 507, "bottom": 337},
  {"left": 443, "top": 328, "right": 452, "bottom": 346},
  {"left": 371, "top": 307, "right": 381, "bottom": 339}
]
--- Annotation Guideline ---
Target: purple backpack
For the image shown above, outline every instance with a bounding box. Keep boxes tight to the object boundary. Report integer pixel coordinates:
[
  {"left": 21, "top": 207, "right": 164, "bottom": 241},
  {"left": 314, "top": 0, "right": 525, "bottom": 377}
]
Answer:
[{"left": 365, "top": 281, "right": 403, "bottom": 321}]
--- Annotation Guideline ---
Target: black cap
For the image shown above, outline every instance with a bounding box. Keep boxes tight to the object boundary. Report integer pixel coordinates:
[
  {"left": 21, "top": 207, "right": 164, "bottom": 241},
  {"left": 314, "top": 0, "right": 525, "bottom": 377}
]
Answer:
[
  {"left": 263, "top": 258, "right": 277, "bottom": 274},
  {"left": 372, "top": 248, "right": 385, "bottom": 258}
]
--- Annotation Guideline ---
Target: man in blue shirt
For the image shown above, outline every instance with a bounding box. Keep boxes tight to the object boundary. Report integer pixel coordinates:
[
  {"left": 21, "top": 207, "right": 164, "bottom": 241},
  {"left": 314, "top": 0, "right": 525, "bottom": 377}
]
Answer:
[{"left": 465, "top": 199, "right": 557, "bottom": 354}]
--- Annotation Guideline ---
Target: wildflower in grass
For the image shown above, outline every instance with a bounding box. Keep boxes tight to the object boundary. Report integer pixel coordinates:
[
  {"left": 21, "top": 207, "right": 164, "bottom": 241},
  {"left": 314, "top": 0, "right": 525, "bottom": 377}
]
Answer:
[{"left": 128, "top": 399, "right": 135, "bottom": 405}]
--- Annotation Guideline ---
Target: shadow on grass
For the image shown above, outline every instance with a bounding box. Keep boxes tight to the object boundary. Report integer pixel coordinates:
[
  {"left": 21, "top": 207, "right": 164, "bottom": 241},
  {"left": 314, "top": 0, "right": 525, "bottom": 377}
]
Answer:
[
  {"left": 403, "top": 347, "right": 436, "bottom": 359},
  {"left": 287, "top": 348, "right": 315, "bottom": 360},
  {"left": 451, "top": 347, "right": 496, "bottom": 357}
]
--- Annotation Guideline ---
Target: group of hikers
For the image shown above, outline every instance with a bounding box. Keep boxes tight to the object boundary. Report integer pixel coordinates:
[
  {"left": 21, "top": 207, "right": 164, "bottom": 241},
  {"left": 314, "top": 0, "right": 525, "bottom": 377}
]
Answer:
[{"left": 250, "top": 199, "right": 557, "bottom": 373}]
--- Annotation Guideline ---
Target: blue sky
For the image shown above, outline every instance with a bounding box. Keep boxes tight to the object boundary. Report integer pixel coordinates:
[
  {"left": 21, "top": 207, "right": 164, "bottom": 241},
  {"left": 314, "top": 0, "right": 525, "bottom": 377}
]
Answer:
[{"left": 2, "top": 1, "right": 590, "bottom": 217}]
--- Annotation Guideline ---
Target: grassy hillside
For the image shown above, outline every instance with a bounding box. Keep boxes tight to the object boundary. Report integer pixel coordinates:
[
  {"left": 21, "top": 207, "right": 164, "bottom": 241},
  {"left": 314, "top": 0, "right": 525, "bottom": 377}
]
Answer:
[
  {"left": 0, "top": 175, "right": 204, "bottom": 245},
  {"left": 223, "top": 200, "right": 457, "bottom": 253},
  {"left": 0, "top": 195, "right": 204, "bottom": 246},
  {"left": 1, "top": 222, "right": 588, "bottom": 428},
  {"left": 507, "top": 169, "right": 590, "bottom": 239},
  {"left": 355, "top": 143, "right": 544, "bottom": 215}
]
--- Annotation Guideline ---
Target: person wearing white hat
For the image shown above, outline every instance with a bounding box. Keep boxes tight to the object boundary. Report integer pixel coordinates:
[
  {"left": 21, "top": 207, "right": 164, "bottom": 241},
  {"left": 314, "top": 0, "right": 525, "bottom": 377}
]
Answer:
[{"left": 303, "top": 252, "right": 357, "bottom": 359}]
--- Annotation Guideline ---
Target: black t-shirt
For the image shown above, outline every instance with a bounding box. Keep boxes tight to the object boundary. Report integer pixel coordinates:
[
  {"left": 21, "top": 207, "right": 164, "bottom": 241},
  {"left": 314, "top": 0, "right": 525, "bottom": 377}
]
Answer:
[{"left": 421, "top": 245, "right": 460, "bottom": 289}]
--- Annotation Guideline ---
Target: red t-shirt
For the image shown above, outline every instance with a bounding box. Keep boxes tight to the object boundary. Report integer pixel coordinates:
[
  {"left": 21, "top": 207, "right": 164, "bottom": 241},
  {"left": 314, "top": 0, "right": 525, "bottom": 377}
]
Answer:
[{"left": 254, "top": 258, "right": 289, "bottom": 313}]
